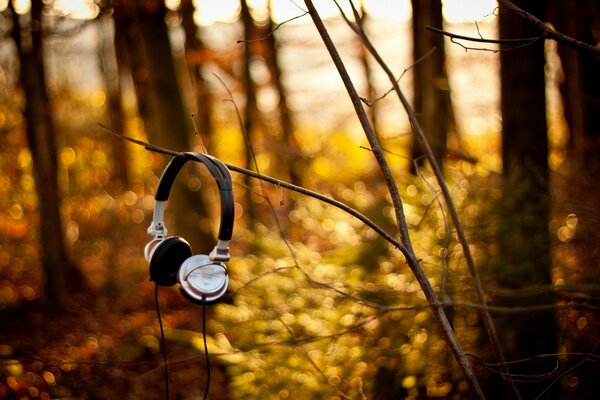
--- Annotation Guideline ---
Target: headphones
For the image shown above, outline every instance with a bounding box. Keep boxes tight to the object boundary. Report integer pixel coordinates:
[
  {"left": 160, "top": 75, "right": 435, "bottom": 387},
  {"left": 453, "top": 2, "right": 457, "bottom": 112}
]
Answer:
[{"left": 144, "top": 152, "right": 234, "bottom": 303}]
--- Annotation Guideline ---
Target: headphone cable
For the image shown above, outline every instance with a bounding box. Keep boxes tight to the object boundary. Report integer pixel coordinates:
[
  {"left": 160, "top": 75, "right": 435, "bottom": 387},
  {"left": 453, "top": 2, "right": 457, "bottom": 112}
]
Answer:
[
  {"left": 155, "top": 284, "right": 170, "bottom": 400},
  {"left": 202, "top": 302, "right": 211, "bottom": 400},
  {"left": 155, "top": 285, "right": 211, "bottom": 400}
]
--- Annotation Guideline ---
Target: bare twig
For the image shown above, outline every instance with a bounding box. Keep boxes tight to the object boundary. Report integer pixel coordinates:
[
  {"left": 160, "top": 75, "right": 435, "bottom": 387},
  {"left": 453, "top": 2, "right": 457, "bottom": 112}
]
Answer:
[
  {"left": 468, "top": 352, "right": 560, "bottom": 383},
  {"left": 534, "top": 342, "right": 600, "bottom": 399},
  {"left": 426, "top": 25, "right": 541, "bottom": 45},
  {"left": 426, "top": 25, "right": 541, "bottom": 52},
  {"left": 190, "top": 113, "right": 208, "bottom": 154},
  {"left": 498, "top": 0, "right": 600, "bottom": 56},
  {"left": 236, "top": 11, "right": 309, "bottom": 44},
  {"left": 361, "top": 46, "right": 438, "bottom": 107}
]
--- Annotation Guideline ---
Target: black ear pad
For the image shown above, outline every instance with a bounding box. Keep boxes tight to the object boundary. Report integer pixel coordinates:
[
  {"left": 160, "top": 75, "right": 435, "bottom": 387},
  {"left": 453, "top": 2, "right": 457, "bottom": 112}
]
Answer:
[{"left": 149, "top": 237, "right": 192, "bottom": 286}]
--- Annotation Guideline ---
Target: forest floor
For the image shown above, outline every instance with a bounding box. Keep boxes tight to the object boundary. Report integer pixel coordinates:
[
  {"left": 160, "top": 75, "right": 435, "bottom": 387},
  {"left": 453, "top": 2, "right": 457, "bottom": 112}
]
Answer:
[{"left": 0, "top": 275, "right": 230, "bottom": 399}]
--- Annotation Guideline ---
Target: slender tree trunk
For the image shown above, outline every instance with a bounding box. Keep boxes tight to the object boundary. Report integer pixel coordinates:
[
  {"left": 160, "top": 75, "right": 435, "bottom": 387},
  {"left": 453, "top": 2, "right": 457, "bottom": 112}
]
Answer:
[
  {"left": 495, "top": 1, "right": 558, "bottom": 399},
  {"left": 181, "top": 0, "right": 214, "bottom": 152},
  {"left": 549, "top": 0, "right": 600, "bottom": 174},
  {"left": 134, "top": 1, "right": 190, "bottom": 151},
  {"left": 263, "top": 0, "right": 303, "bottom": 187},
  {"left": 410, "top": 0, "right": 450, "bottom": 172},
  {"left": 98, "top": 12, "right": 129, "bottom": 188},
  {"left": 113, "top": 2, "right": 156, "bottom": 137},
  {"left": 240, "top": 0, "right": 260, "bottom": 222},
  {"left": 10, "top": 0, "right": 76, "bottom": 308},
  {"left": 545, "top": 2, "right": 600, "bottom": 398}
]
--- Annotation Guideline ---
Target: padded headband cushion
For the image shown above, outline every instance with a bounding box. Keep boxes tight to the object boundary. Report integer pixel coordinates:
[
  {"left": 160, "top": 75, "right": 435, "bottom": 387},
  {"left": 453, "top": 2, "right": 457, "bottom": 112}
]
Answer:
[
  {"left": 149, "top": 237, "right": 193, "bottom": 286},
  {"left": 154, "top": 153, "right": 234, "bottom": 241}
]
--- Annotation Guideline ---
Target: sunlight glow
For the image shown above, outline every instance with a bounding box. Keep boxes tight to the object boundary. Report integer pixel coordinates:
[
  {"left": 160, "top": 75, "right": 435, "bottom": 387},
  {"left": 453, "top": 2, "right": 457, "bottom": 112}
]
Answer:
[
  {"left": 363, "top": 1, "right": 411, "bottom": 21},
  {"left": 52, "top": 0, "right": 99, "bottom": 19},
  {"left": 10, "top": 0, "right": 30, "bottom": 14},
  {"left": 443, "top": 0, "right": 497, "bottom": 23},
  {"left": 2, "top": 0, "right": 499, "bottom": 25},
  {"left": 194, "top": 0, "right": 498, "bottom": 25},
  {"left": 4, "top": 0, "right": 99, "bottom": 18},
  {"left": 195, "top": 0, "right": 241, "bottom": 25}
]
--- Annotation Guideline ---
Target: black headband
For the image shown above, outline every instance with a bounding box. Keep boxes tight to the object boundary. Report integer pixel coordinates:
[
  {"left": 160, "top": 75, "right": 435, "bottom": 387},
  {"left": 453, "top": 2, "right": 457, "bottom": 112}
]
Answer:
[{"left": 152, "top": 152, "right": 234, "bottom": 241}]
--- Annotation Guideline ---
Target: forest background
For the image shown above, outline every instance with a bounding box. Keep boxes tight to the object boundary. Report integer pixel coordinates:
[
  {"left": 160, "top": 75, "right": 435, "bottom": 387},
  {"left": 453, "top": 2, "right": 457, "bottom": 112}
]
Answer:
[{"left": 0, "top": 0, "right": 599, "bottom": 399}]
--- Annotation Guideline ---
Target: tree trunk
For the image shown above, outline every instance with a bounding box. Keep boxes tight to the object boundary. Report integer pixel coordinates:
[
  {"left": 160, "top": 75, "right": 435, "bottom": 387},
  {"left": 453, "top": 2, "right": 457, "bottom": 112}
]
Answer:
[
  {"left": 113, "top": 2, "right": 157, "bottom": 138},
  {"left": 495, "top": 1, "right": 558, "bottom": 398},
  {"left": 240, "top": 0, "right": 260, "bottom": 223},
  {"left": 263, "top": 0, "right": 303, "bottom": 187},
  {"left": 545, "top": 2, "right": 600, "bottom": 398},
  {"left": 549, "top": 0, "right": 600, "bottom": 175},
  {"left": 410, "top": 0, "right": 450, "bottom": 172},
  {"left": 98, "top": 12, "right": 130, "bottom": 188},
  {"left": 181, "top": 0, "right": 214, "bottom": 152},
  {"left": 10, "top": 0, "right": 76, "bottom": 308}
]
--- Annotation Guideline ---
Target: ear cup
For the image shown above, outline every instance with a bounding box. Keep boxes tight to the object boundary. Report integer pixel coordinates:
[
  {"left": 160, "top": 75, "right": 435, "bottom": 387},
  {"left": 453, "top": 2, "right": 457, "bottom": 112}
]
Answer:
[
  {"left": 149, "top": 237, "right": 192, "bottom": 286},
  {"left": 178, "top": 254, "right": 228, "bottom": 303}
]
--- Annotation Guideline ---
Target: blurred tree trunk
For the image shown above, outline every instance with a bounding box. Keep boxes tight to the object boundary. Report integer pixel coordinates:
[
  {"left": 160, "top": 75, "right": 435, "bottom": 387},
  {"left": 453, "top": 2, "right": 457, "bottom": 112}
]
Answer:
[
  {"left": 97, "top": 11, "right": 130, "bottom": 292},
  {"left": 495, "top": 1, "right": 558, "bottom": 398},
  {"left": 181, "top": 0, "right": 214, "bottom": 152},
  {"left": 262, "top": 0, "right": 303, "bottom": 187},
  {"left": 548, "top": 1, "right": 600, "bottom": 175},
  {"left": 545, "top": 2, "right": 600, "bottom": 398},
  {"left": 10, "top": 0, "right": 78, "bottom": 308},
  {"left": 410, "top": 0, "right": 451, "bottom": 172},
  {"left": 240, "top": 0, "right": 260, "bottom": 222},
  {"left": 134, "top": 0, "right": 190, "bottom": 151},
  {"left": 112, "top": 2, "right": 156, "bottom": 137},
  {"left": 98, "top": 12, "right": 130, "bottom": 188},
  {"left": 113, "top": 0, "right": 212, "bottom": 254}
]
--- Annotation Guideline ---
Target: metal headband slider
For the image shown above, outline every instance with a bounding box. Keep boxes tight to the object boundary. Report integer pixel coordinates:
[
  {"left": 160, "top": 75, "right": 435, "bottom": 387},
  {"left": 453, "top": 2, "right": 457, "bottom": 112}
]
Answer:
[
  {"left": 209, "top": 240, "right": 230, "bottom": 262},
  {"left": 147, "top": 221, "right": 167, "bottom": 238}
]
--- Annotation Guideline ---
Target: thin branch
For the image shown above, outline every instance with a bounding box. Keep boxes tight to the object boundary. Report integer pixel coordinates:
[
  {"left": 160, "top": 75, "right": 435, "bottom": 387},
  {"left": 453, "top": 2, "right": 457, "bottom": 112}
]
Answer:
[
  {"left": 303, "top": 1, "right": 485, "bottom": 399},
  {"left": 469, "top": 351, "right": 600, "bottom": 368},
  {"left": 534, "top": 342, "right": 600, "bottom": 399},
  {"left": 426, "top": 25, "right": 541, "bottom": 52},
  {"left": 426, "top": 25, "right": 541, "bottom": 45},
  {"left": 470, "top": 351, "right": 560, "bottom": 383},
  {"left": 96, "top": 123, "right": 410, "bottom": 266},
  {"left": 361, "top": 47, "right": 438, "bottom": 107},
  {"left": 190, "top": 113, "right": 208, "bottom": 154},
  {"left": 236, "top": 12, "right": 309, "bottom": 43},
  {"left": 497, "top": 0, "right": 600, "bottom": 56}
]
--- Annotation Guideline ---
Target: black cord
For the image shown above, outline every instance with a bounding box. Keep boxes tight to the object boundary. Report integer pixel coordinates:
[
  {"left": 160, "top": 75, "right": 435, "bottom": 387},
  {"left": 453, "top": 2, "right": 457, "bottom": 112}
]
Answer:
[
  {"left": 202, "top": 302, "right": 210, "bottom": 400},
  {"left": 155, "top": 284, "right": 210, "bottom": 400},
  {"left": 155, "top": 284, "right": 170, "bottom": 400}
]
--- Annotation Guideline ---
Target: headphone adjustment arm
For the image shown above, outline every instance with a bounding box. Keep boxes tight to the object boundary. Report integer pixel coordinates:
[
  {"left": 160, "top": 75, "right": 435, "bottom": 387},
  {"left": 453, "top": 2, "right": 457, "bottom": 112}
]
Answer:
[
  {"left": 147, "top": 221, "right": 167, "bottom": 238},
  {"left": 209, "top": 240, "right": 230, "bottom": 262}
]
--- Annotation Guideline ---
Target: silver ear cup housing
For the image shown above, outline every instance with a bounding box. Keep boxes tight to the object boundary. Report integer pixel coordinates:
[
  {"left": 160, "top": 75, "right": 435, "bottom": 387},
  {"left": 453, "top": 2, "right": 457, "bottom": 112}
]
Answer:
[{"left": 177, "top": 255, "right": 229, "bottom": 303}]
